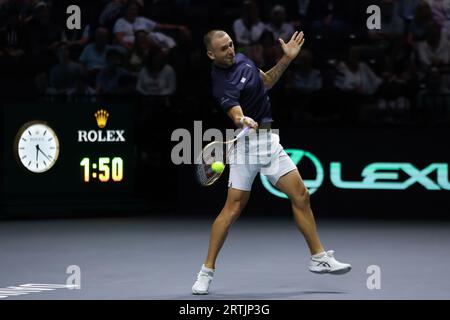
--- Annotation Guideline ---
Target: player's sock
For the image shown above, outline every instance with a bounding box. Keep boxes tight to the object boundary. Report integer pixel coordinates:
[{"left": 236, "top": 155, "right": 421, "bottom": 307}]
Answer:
[{"left": 192, "top": 264, "right": 214, "bottom": 295}]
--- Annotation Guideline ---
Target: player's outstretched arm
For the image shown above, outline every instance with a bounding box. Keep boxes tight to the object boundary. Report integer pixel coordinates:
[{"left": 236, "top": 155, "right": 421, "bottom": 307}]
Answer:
[{"left": 260, "top": 31, "right": 305, "bottom": 89}]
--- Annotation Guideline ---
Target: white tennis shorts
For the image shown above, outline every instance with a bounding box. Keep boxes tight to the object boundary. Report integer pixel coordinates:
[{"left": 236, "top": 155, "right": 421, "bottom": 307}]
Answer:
[{"left": 228, "top": 131, "right": 297, "bottom": 191}]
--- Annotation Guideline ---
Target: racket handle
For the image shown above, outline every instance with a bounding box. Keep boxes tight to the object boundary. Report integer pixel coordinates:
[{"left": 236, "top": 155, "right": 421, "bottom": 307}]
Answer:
[{"left": 236, "top": 126, "right": 251, "bottom": 139}]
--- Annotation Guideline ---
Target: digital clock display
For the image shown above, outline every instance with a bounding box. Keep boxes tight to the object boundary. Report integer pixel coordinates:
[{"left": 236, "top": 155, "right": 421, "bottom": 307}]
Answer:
[{"left": 80, "top": 157, "right": 124, "bottom": 183}]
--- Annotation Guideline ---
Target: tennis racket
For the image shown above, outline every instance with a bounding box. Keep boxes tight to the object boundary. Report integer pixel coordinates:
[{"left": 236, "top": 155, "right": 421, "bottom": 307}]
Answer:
[{"left": 195, "top": 126, "right": 251, "bottom": 186}]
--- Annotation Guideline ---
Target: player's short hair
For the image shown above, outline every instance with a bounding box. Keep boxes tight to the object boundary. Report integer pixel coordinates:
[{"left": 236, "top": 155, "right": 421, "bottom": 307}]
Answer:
[{"left": 203, "top": 30, "right": 227, "bottom": 51}]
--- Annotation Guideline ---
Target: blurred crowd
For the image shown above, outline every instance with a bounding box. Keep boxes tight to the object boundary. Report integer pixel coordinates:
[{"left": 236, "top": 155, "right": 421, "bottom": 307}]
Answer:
[{"left": 1, "top": 0, "right": 449, "bottom": 127}]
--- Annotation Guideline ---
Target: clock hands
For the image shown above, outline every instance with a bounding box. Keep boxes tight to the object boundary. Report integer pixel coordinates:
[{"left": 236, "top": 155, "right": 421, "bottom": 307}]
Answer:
[
  {"left": 39, "top": 149, "right": 51, "bottom": 161},
  {"left": 36, "top": 144, "right": 51, "bottom": 161}
]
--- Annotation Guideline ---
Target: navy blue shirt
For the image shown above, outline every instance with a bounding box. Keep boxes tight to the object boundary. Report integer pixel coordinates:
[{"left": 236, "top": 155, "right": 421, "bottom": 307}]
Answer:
[{"left": 211, "top": 53, "right": 273, "bottom": 124}]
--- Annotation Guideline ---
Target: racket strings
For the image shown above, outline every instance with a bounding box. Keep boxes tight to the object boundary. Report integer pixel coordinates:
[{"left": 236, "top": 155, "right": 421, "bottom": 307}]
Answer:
[
  {"left": 195, "top": 144, "right": 224, "bottom": 186},
  {"left": 194, "top": 131, "right": 250, "bottom": 186}
]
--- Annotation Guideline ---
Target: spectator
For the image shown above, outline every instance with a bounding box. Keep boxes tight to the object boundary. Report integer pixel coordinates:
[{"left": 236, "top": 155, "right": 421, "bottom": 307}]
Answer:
[
  {"left": 335, "top": 47, "right": 382, "bottom": 95},
  {"left": 416, "top": 22, "right": 450, "bottom": 98},
  {"left": 79, "top": 27, "right": 115, "bottom": 75},
  {"left": 287, "top": 49, "right": 322, "bottom": 94},
  {"left": 296, "top": 0, "right": 311, "bottom": 22},
  {"left": 61, "top": 24, "right": 91, "bottom": 56},
  {"left": 416, "top": 22, "right": 450, "bottom": 68},
  {"left": 0, "top": 7, "right": 25, "bottom": 63},
  {"left": 232, "top": 0, "right": 265, "bottom": 48},
  {"left": 309, "top": 0, "right": 348, "bottom": 33},
  {"left": 265, "top": 5, "right": 294, "bottom": 43},
  {"left": 397, "top": 0, "right": 422, "bottom": 20},
  {"left": 0, "top": 6, "right": 27, "bottom": 94},
  {"left": 334, "top": 47, "right": 383, "bottom": 123},
  {"left": 136, "top": 49, "right": 176, "bottom": 96},
  {"left": 426, "top": 0, "right": 450, "bottom": 39},
  {"left": 25, "top": 2, "right": 63, "bottom": 72},
  {"left": 378, "top": 53, "right": 416, "bottom": 113},
  {"left": 128, "top": 29, "right": 155, "bottom": 75},
  {"left": 408, "top": 1, "right": 434, "bottom": 43},
  {"left": 113, "top": 1, "right": 189, "bottom": 51},
  {"left": 96, "top": 48, "right": 129, "bottom": 94},
  {"left": 47, "top": 45, "right": 83, "bottom": 94},
  {"left": 67, "top": 74, "right": 96, "bottom": 102},
  {"left": 285, "top": 49, "right": 323, "bottom": 123},
  {"left": 248, "top": 30, "right": 282, "bottom": 70},
  {"left": 18, "top": 0, "right": 52, "bottom": 24},
  {"left": 99, "top": 0, "right": 129, "bottom": 29}
]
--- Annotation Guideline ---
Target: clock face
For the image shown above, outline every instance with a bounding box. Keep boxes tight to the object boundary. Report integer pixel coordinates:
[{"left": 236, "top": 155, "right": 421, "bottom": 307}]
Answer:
[{"left": 15, "top": 122, "right": 60, "bottom": 173}]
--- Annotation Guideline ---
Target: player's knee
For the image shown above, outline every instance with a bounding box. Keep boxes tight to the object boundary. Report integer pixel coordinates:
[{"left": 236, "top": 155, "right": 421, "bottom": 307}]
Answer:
[{"left": 291, "top": 187, "right": 310, "bottom": 209}]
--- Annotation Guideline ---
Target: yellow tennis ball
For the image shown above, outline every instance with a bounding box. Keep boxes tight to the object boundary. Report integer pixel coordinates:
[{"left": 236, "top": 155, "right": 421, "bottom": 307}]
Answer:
[{"left": 211, "top": 161, "right": 225, "bottom": 173}]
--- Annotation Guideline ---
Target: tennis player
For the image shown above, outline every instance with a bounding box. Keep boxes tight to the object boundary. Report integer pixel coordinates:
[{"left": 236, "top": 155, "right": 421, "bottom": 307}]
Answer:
[{"left": 192, "top": 30, "right": 351, "bottom": 295}]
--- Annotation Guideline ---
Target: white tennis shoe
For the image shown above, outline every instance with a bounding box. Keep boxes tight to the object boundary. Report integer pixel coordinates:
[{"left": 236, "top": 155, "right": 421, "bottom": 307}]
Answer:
[
  {"left": 309, "top": 250, "right": 352, "bottom": 274},
  {"left": 192, "top": 265, "right": 214, "bottom": 295}
]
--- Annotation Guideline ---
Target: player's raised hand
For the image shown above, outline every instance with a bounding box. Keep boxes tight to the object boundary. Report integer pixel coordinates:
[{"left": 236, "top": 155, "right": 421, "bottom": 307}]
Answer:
[{"left": 278, "top": 31, "right": 305, "bottom": 61}]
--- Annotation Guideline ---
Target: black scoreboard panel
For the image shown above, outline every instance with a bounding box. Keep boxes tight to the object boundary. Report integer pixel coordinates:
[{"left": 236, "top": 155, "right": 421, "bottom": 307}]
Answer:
[{"left": 2, "top": 101, "right": 135, "bottom": 202}]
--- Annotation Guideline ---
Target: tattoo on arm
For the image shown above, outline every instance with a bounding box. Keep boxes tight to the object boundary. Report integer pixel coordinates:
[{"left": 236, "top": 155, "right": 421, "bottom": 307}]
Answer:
[{"left": 263, "top": 57, "right": 291, "bottom": 89}]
